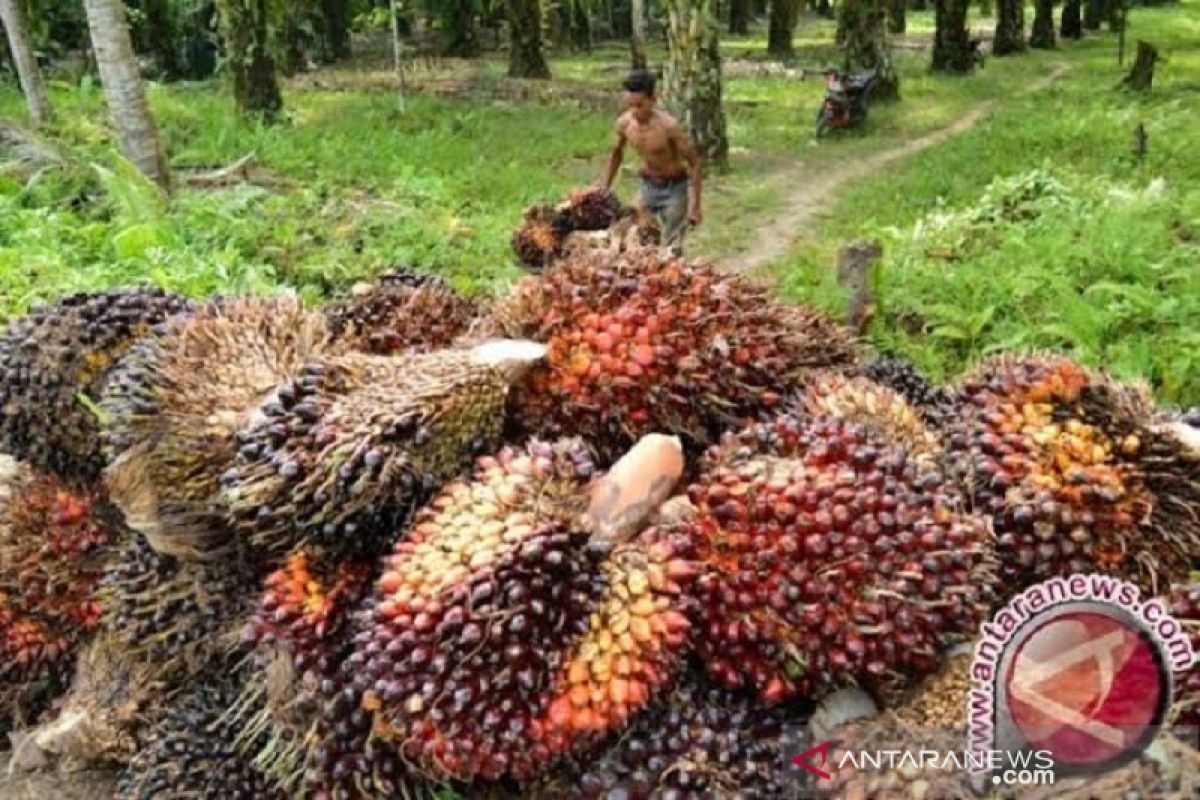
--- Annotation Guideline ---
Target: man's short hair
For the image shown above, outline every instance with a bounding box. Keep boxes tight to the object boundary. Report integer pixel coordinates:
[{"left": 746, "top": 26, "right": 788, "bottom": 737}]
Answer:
[{"left": 623, "top": 69, "right": 656, "bottom": 96}]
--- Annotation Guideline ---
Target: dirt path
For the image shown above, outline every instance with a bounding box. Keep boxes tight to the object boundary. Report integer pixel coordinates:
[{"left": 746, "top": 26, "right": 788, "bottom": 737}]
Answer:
[{"left": 722, "top": 64, "right": 1070, "bottom": 274}]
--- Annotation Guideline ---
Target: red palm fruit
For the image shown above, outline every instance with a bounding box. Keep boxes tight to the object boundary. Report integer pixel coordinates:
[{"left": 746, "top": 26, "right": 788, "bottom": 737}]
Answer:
[
  {"left": 563, "top": 186, "right": 623, "bottom": 231},
  {"left": 0, "top": 288, "right": 194, "bottom": 485},
  {"left": 479, "top": 250, "right": 862, "bottom": 464},
  {"left": 306, "top": 436, "right": 694, "bottom": 791},
  {"left": 683, "top": 413, "right": 995, "bottom": 704},
  {"left": 323, "top": 280, "right": 481, "bottom": 356},
  {"left": 946, "top": 353, "right": 1200, "bottom": 597},
  {"left": 0, "top": 457, "right": 116, "bottom": 731},
  {"left": 101, "top": 295, "right": 334, "bottom": 561},
  {"left": 856, "top": 355, "right": 956, "bottom": 426},
  {"left": 234, "top": 549, "right": 375, "bottom": 794},
  {"left": 512, "top": 205, "right": 571, "bottom": 272},
  {"left": 1167, "top": 582, "right": 1199, "bottom": 732}
]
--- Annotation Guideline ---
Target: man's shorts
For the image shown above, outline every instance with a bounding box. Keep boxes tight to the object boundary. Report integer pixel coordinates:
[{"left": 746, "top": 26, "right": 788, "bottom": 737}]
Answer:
[{"left": 639, "top": 174, "right": 689, "bottom": 249}]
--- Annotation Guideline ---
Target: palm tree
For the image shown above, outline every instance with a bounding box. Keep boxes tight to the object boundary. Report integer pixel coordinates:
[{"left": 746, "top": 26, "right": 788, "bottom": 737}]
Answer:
[
  {"left": 81, "top": 0, "right": 171, "bottom": 190},
  {"left": 507, "top": 0, "right": 551, "bottom": 77},
  {"left": 631, "top": 0, "right": 648, "bottom": 68},
  {"left": 931, "top": 0, "right": 975, "bottom": 72},
  {"left": 993, "top": 0, "right": 1026, "bottom": 55},
  {"left": 216, "top": 0, "right": 284, "bottom": 118},
  {"left": 663, "top": 0, "right": 728, "bottom": 166},
  {"left": 0, "top": 0, "right": 53, "bottom": 126}
]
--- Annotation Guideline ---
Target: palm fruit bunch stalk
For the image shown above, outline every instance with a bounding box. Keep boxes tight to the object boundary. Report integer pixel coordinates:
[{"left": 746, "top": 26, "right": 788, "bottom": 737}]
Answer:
[
  {"left": 821, "top": 651, "right": 976, "bottom": 800},
  {"left": 797, "top": 372, "right": 944, "bottom": 463},
  {"left": 562, "top": 186, "right": 623, "bottom": 231},
  {"left": 115, "top": 675, "right": 284, "bottom": 800},
  {"left": 856, "top": 355, "right": 956, "bottom": 428},
  {"left": 323, "top": 277, "right": 481, "bottom": 356},
  {"left": 682, "top": 412, "right": 995, "bottom": 705},
  {"left": 305, "top": 435, "right": 694, "bottom": 792},
  {"left": 222, "top": 339, "right": 547, "bottom": 560},
  {"left": 542, "top": 669, "right": 805, "bottom": 799},
  {"left": 0, "top": 287, "right": 194, "bottom": 484},
  {"left": 0, "top": 456, "right": 117, "bottom": 731},
  {"left": 512, "top": 204, "right": 571, "bottom": 271},
  {"left": 1168, "top": 581, "right": 1200, "bottom": 732},
  {"left": 99, "top": 533, "right": 259, "bottom": 678},
  {"left": 482, "top": 250, "right": 861, "bottom": 464},
  {"left": 232, "top": 549, "right": 375, "bottom": 794},
  {"left": 946, "top": 353, "right": 1200, "bottom": 596},
  {"left": 101, "top": 295, "right": 334, "bottom": 561}
]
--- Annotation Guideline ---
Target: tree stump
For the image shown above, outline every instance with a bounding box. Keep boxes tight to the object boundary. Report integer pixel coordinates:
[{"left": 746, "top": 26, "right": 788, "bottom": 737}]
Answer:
[
  {"left": 1122, "top": 41, "right": 1158, "bottom": 91},
  {"left": 837, "top": 240, "right": 882, "bottom": 335}
]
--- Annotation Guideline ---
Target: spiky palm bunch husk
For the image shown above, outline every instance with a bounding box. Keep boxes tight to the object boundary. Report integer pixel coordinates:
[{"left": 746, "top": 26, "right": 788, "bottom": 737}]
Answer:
[
  {"left": 222, "top": 346, "right": 524, "bottom": 560},
  {"left": 543, "top": 669, "right": 804, "bottom": 799},
  {"left": 797, "top": 372, "right": 944, "bottom": 462},
  {"left": 563, "top": 186, "right": 623, "bottom": 231},
  {"left": 101, "top": 295, "right": 334, "bottom": 561},
  {"left": 371, "top": 266, "right": 452, "bottom": 292},
  {"left": 0, "top": 288, "right": 194, "bottom": 484},
  {"left": 99, "top": 534, "right": 258, "bottom": 678},
  {"left": 946, "top": 353, "right": 1200, "bottom": 596},
  {"left": 512, "top": 204, "right": 571, "bottom": 272},
  {"left": 324, "top": 280, "right": 482, "bottom": 356},
  {"left": 822, "top": 653, "right": 974, "bottom": 800},
  {"left": 233, "top": 549, "right": 376, "bottom": 794},
  {"left": 0, "top": 458, "right": 116, "bottom": 730},
  {"left": 1168, "top": 582, "right": 1199, "bottom": 732},
  {"left": 115, "top": 676, "right": 284, "bottom": 800},
  {"left": 683, "top": 414, "right": 996, "bottom": 705},
  {"left": 305, "top": 439, "right": 695, "bottom": 789},
  {"left": 482, "top": 252, "right": 862, "bottom": 464},
  {"left": 856, "top": 355, "right": 955, "bottom": 425}
]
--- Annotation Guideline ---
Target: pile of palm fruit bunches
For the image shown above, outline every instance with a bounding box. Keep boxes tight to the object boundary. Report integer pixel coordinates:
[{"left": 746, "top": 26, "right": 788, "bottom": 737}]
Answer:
[{"left": 0, "top": 186, "right": 1198, "bottom": 799}]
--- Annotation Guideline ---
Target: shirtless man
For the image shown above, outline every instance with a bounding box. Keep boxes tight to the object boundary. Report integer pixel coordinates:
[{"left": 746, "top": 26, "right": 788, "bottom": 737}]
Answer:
[{"left": 600, "top": 69, "right": 702, "bottom": 250}]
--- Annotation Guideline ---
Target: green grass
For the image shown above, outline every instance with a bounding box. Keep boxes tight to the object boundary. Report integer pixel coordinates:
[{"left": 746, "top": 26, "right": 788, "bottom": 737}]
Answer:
[{"left": 1, "top": 4, "right": 1197, "bottom": 404}]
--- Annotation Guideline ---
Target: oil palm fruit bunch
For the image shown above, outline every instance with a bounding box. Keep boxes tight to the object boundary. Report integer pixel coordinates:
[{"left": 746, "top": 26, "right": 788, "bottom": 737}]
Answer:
[
  {"left": 797, "top": 372, "right": 943, "bottom": 463},
  {"left": 233, "top": 549, "right": 375, "bottom": 794},
  {"left": 323, "top": 278, "right": 481, "bottom": 356},
  {"left": 512, "top": 204, "right": 571, "bottom": 271},
  {"left": 222, "top": 339, "right": 547, "bottom": 560},
  {"left": 102, "top": 295, "right": 333, "bottom": 561},
  {"left": 0, "top": 287, "right": 194, "bottom": 484},
  {"left": 546, "top": 668, "right": 804, "bottom": 800},
  {"left": 563, "top": 186, "right": 622, "bottom": 231},
  {"left": 1168, "top": 582, "right": 1199, "bottom": 731},
  {"left": 683, "top": 412, "right": 995, "bottom": 705},
  {"left": 99, "top": 533, "right": 258, "bottom": 677},
  {"left": 822, "top": 651, "right": 974, "bottom": 800},
  {"left": 946, "top": 353, "right": 1200, "bottom": 596},
  {"left": 1, "top": 456, "right": 117, "bottom": 730},
  {"left": 115, "top": 676, "right": 283, "bottom": 800},
  {"left": 856, "top": 355, "right": 955, "bottom": 426},
  {"left": 306, "top": 435, "right": 693, "bottom": 789},
  {"left": 483, "top": 251, "right": 861, "bottom": 463}
]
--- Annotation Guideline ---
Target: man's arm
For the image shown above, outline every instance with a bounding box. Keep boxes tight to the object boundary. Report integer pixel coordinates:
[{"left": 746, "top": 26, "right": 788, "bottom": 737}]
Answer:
[
  {"left": 601, "top": 119, "right": 627, "bottom": 189},
  {"left": 669, "top": 123, "right": 703, "bottom": 226}
]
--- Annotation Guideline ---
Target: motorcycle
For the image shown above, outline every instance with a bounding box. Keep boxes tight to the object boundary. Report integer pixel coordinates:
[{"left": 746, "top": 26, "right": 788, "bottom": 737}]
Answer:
[{"left": 814, "top": 67, "right": 877, "bottom": 138}]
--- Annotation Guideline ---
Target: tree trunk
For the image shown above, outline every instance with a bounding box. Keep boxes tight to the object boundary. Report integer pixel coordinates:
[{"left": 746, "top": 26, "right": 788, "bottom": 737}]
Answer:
[
  {"left": 81, "top": 0, "right": 170, "bottom": 190},
  {"left": 319, "top": 0, "right": 350, "bottom": 61},
  {"left": 1029, "top": 0, "right": 1055, "bottom": 46},
  {"left": 1122, "top": 40, "right": 1156, "bottom": 90},
  {"left": 139, "top": 0, "right": 184, "bottom": 79},
  {"left": 1106, "top": 0, "right": 1122, "bottom": 30},
  {"left": 278, "top": 4, "right": 307, "bottom": 76},
  {"left": 389, "top": 0, "right": 406, "bottom": 112},
  {"left": 1083, "top": 0, "right": 1102, "bottom": 29},
  {"left": 216, "top": 0, "right": 284, "bottom": 119},
  {"left": 767, "top": 0, "right": 798, "bottom": 57},
  {"left": 729, "top": 0, "right": 752, "bottom": 33},
  {"left": 993, "top": 0, "right": 1026, "bottom": 55},
  {"left": 441, "top": 0, "right": 481, "bottom": 56},
  {"left": 663, "top": 0, "right": 728, "bottom": 167},
  {"left": 631, "top": 0, "right": 648, "bottom": 68},
  {"left": 931, "top": 0, "right": 974, "bottom": 72},
  {"left": 507, "top": 0, "right": 550, "bottom": 77},
  {"left": 571, "top": 0, "right": 592, "bottom": 49},
  {"left": 979, "top": 0, "right": 992, "bottom": 15},
  {"left": 887, "top": 0, "right": 906, "bottom": 33},
  {"left": 817, "top": 0, "right": 834, "bottom": 16},
  {"left": 841, "top": 0, "right": 898, "bottom": 99},
  {"left": 1060, "top": 0, "right": 1082, "bottom": 37},
  {"left": 0, "top": 0, "right": 53, "bottom": 126},
  {"left": 910, "top": 0, "right": 928, "bottom": 11}
]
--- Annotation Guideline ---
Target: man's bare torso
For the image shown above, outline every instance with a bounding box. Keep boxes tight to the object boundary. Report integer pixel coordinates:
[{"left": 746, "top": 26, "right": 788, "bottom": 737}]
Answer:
[{"left": 619, "top": 109, "right": 688, "bottom": 179}]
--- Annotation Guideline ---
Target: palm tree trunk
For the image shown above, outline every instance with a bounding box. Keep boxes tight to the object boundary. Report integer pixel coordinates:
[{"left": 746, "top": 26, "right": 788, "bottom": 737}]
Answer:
[
  {"left": 1060, "top": 0, "right": 1082, "bottom": 37},
  {"left": 841, "top": 0, "right": 898, "bottom": 99},
  {"left": 663, "top": 0, "right": 728, "bottom": 167},
  {"left": 729, "top": 0, "right": 751, "bottom": 33},
  {"left": 767, "top": 0, "right": 798, "bottom": 57},
  {"left": 507, "top": 0, "right": 551, "bottom": 77},
  {"left": 320, "top": 0, "right": 351, "bottom": 61},
  {"left": 931, "top": 0, "right": 974, "bottom": 72},
  {"left": 216, "top": 0, "right": 284, "bottom": 119},
  {"left": 631, "top": 0, "right": 648, "bottom": 68},
  {"left": 0, "top": 0, "right": 53, "bottom": 126},
  {"left": 993, "top": 0, "right": 1026, "bottom": 54},
  {"left": 887, "top": 0, "right": 906, "bottom": 33},
  {"left": 82, "top": 0, "right": 171, "bottom": 190},
  {"left": 1029, "top": 0, "right": 1055, "bottom": 47}
]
